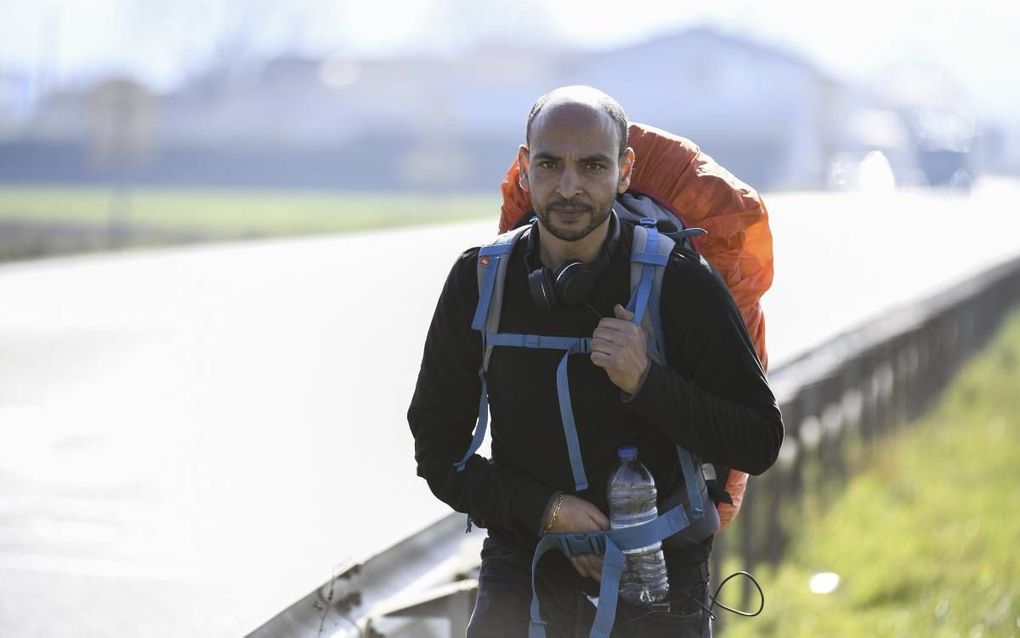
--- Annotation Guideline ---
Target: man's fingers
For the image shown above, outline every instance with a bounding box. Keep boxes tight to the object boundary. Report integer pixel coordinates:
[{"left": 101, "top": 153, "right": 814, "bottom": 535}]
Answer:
[
  {"left": 587, "top": 508, "right": 610, "bottom": 529},
  {"left": 614, "top": 303, "right": 635, "bottom": 321},
  {"left": 590, "top": 351, "right": 612, "bottom": 369},
  {"left": 591, "top": 337, "right": 621, "bottom": 356},
  {"left": 570, "top": 556, "right": 604, "bottom": 581},
  {"left": 595, "top": 319, "right": 644, "bottom": 343},
  {"left": 595, "top": 318, "right": 631, "bottom": 334},
  {"left": 593, "top": 330, "right": 640, "bottom": 352},
  {"left": 584, "top": 556, "right": 604, "bottom": 581}
]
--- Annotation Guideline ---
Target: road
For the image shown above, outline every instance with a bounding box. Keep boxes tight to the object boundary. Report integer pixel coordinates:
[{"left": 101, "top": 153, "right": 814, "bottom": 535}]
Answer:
[{"left": 1, "top": 179, "right": 1018, "bottom": 636}]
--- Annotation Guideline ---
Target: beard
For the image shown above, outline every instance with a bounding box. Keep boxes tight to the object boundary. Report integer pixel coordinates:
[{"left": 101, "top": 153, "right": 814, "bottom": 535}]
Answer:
[{"left": 534, "top": 196, "right": 614, "bottom": 242}]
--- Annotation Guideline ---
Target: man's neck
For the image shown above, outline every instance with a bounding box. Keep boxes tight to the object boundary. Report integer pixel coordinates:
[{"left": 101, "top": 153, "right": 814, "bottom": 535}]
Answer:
[{"left": 537, "top": 216, "right": 611, "bottom": 271}]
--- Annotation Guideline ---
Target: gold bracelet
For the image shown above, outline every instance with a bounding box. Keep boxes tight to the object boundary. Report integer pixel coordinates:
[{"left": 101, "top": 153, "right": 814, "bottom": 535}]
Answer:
[{"left": 542, "top": 493, "right": 565, "bottom": 534}]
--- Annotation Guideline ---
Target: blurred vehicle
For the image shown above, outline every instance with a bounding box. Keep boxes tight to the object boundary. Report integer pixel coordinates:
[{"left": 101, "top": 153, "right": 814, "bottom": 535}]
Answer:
[
  {"left": 907, "top": 107, "right": 977, "bottom": 190},
  {"left": 827, "top": 108, "right": 925, "bottom": 191}
]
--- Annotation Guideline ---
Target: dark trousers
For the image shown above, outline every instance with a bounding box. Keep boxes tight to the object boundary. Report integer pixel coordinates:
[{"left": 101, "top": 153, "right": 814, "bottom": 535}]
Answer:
[{"left": 467, "top": 532, "right": 712, "bottom": 638}]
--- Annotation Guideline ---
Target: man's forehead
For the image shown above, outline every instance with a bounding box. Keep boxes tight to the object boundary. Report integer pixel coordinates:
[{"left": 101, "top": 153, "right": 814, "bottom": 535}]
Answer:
[{"left": 529, "top": 102, "right": 619, "bottom": 155}]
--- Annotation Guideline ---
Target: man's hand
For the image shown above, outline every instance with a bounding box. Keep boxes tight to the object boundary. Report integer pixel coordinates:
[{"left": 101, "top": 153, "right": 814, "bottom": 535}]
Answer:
[
  {"left": 591, "top": 304, "right": 649, "bottom": 396},
  {"left": 542, "top": 494, "right": 609, "bottom": 581}
]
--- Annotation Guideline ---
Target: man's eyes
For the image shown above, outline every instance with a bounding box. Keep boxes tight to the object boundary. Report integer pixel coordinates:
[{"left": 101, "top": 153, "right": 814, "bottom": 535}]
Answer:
[{"left": 534, "top": 160, "right": 607, "bottom": 171}]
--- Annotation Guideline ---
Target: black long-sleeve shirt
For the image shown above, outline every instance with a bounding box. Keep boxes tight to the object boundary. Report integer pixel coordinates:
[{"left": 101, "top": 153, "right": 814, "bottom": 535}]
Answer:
[{"left": 407, "top": 220, "right": 783, "bottom": 564}]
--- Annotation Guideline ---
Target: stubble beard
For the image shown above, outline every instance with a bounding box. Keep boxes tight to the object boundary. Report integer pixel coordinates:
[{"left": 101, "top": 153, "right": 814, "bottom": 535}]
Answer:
[{"left": 535, "top": 200, "right": 613, "bottom": 242}]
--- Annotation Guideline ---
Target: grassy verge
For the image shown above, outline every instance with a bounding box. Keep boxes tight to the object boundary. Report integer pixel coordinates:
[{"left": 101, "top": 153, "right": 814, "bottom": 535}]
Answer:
[
  {"left": 724, "top": 307, "right": 1020, "bottom": 637},
  {"left": 0, "top": 184, "right": 498, "bottom": 236}
]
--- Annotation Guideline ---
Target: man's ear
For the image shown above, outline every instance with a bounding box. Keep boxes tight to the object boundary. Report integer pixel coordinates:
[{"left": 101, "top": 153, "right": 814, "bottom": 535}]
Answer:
[
  {"left": 617, "top": 147, "right": 636, "bottom": 194},
  {"left": 517, "top": 144, "right": 530, "bottom": 192}
]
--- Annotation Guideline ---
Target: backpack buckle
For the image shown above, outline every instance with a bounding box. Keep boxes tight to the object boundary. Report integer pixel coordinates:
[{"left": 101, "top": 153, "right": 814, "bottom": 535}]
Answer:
[{"left": 559, "top": 532, "right": 606, "bottom": 557}]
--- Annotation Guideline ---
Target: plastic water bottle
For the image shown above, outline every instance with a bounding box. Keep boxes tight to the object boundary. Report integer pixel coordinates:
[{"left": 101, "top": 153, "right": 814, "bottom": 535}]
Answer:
[{"left": 607, "top": 445, "right": 670, "bottom": 605}]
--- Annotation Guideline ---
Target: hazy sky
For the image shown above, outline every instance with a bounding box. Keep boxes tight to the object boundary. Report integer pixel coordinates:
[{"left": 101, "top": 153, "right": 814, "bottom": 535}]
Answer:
[{"left": 2, "top": 0, "right": 1017, "bottom": 121}]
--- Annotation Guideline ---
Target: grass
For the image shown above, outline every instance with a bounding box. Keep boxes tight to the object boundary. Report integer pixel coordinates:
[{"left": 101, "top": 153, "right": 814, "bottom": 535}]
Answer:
[
  {"left": 0, "top": 184, "right": 499, "bottom": 236},
  {"left": 723, "top": 307, "right": 1020, "bottom": 638}
]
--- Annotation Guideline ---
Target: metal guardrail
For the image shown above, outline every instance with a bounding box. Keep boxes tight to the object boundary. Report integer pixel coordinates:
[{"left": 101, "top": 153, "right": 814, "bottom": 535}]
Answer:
[
  {"left": 247, "top": 513, "right": 479, "bottom": 638},
  {"left": 714, "top": 253, "right": 1020, "bottom": 620},
  {"left": 252, "top": 254, "right": 1020, "bottom": 637}
]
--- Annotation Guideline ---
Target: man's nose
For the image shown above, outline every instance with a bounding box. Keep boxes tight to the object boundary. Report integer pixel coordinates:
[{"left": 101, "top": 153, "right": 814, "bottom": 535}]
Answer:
[{"left": 556, "top": 167, "right": 582, "bottom": 198}]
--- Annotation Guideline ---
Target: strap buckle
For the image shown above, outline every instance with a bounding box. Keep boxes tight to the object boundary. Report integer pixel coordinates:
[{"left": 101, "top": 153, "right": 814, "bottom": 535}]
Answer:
[{"left": 558, "top": 532, "right": 606, "bottom": 557}]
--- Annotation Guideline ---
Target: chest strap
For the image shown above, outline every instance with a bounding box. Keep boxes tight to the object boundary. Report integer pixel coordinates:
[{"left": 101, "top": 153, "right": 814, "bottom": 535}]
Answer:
[{"left": 455, "top": 332, "right": 594, "bottom": 491}]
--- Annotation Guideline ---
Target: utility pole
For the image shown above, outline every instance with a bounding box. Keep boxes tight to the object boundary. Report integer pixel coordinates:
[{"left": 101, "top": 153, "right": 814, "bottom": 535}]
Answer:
[{"left": 88, "top": 78, "right": 154, "bottom": 248}]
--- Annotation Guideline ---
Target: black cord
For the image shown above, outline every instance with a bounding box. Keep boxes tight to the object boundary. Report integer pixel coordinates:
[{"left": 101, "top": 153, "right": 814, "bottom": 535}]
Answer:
[
  {"left": 584, "top": 302, "right": 606, "bottom": 322},
  {"left": 708, "top": 570, "right": 765, "bottom": 619},
  {"left": 628, "top": 570, "right": 764, "bottom": 624}
]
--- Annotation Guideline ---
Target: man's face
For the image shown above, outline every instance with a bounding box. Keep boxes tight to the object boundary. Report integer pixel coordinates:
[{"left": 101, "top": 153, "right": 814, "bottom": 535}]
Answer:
[{"left": 519, "top": 104, "right": 634, "bottom": 242}]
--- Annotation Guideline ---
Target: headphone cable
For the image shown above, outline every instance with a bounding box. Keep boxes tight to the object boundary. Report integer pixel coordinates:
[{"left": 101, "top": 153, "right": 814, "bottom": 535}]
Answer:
[{"left": 674, "top": 570, "right": 765, "bottom": 622}]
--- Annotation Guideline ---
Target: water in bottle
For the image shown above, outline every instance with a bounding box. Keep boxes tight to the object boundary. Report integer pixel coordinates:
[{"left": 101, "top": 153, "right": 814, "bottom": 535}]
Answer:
[{"left": 607, "top": 445, "right": 670, "bottom": 605}]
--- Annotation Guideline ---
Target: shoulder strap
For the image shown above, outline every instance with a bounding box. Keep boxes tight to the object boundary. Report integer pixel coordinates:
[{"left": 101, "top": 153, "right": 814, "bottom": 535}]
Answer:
[
  {"left": 454, "top": 225, "right": 530, "bottom": 479},
  {"left": 472, "top": 224, "right": 530, "bottom": 371},
  {"left": 628, "top": 220, "right": 674, "bottom": 365},
  {"left": 628, "top": 219, "right": 711, "bottom": 522}
]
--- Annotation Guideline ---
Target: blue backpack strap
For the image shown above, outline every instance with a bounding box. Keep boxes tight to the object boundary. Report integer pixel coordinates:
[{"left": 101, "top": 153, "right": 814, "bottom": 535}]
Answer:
[
  {"left": 460, "top": 331, "right": 593, "bottom": 491},
  {"left": 455, "top": 226, "right": 530, "bottom": 473},
  {"left": 677, "top": 445, "right": 706, "bottom": 520},
  {"left": 472, "top": 225, "right": 531, "bottom": 365},
  {"left": 482, "top": 331, "right": 593, "bottom": 491},
  {"left": 486, "top": 334, "right": 590, "bottom": 350},
  {"left": 528, "top": 502, "right": 696, "bottom": 638},
  {"left": 587, "top": 540, "right": 626, "bottom": 638},
  {"left": 453, "top": 369, "right": 491, "bottom": 473},
  {"left": 629, "top": 222, "right": 712, "bottom": 520},
  {"left": 528, "top": 532, "right": 620, "bottom": 638},
  {"left": 556, "top": 339, "right": 592, "bottom": 491},
  {"left": 628, "top": 219, "right": 674, "bottom": 365}
]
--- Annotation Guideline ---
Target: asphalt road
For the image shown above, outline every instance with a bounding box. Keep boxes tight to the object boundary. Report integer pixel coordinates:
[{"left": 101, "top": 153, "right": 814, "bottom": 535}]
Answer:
[{"left": 1, "top": 179, "right": 1018, "bottom": 637}]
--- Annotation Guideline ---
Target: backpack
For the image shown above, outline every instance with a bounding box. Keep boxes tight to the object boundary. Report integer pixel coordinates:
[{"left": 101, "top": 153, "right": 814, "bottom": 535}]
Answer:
[
  {"left": 455, "top": 202, "right": 719, "bottom": 638},
  {"left": 498, "top": 122, "right": 775, "bottom": 530}
]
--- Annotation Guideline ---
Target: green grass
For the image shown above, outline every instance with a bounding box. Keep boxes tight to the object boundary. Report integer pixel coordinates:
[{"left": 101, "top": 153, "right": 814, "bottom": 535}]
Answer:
[
  {"left": 0, "top": 184, "right": 499, "bottom": 236},
  {"left": 724, "top": 308, "right": 1020, "bottom": 638}
]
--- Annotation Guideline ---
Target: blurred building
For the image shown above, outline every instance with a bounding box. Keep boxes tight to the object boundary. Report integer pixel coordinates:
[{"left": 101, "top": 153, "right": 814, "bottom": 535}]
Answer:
[
  {"left": 0, "top": 69, "right": 37, "bottom": 139},
  {"left": 0, "top": 26, "right": 980, "bottom": 192}
]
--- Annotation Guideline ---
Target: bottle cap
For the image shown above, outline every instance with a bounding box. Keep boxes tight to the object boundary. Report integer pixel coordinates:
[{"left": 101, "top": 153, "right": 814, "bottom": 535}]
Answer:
[{"left": 617, "top": 445, "right": 638, "bottom": 460}]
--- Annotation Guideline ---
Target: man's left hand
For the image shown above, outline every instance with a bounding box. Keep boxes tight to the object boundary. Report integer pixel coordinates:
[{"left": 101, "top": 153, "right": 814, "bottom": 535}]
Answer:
[{"left": 591, "top": 304, "right": 649, "bottom": 396}]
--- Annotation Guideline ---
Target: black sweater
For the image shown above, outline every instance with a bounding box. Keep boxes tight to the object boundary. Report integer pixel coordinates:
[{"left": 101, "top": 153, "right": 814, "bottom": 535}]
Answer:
[{"left": 407, "top": 221, "right": 783, "bottom": 564}]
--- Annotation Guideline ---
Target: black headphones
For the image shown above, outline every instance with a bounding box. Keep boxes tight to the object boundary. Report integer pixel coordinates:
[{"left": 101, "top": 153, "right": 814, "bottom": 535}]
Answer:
[{"left": 524, "top": 214, "right": 620, "bottom": 311}]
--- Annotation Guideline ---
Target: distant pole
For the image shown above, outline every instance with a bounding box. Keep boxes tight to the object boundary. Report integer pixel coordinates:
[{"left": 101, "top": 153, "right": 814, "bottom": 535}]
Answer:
[
  {"left": 37, "top": 9, "right": 59, "bottom": 100},
  {"left": 88, "top": 79, "right": 154, "bottom": 248}
]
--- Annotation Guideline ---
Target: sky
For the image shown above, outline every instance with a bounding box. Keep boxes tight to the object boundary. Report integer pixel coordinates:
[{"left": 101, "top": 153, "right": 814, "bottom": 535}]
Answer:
[{"left": 1, "top": 0, "right": 1017, "bottom": 122}]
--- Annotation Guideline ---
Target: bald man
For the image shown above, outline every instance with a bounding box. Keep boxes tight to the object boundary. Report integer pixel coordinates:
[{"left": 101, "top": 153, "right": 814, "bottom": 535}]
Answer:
[{"left": 408, "top": 86, "right": 782, "bottom": 637}]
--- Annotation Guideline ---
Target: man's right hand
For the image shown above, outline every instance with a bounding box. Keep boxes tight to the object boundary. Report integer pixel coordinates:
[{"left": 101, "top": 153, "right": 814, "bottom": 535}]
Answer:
[{"left": 542, "top": 494, "right": 609, "bottom": 581}]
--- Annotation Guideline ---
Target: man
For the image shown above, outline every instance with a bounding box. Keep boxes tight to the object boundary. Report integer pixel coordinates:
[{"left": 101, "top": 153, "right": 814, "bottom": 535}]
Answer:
[{"left": 408, "top": 86, "right": 783, "bottom": 637}]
